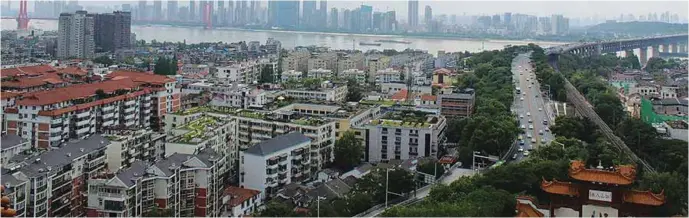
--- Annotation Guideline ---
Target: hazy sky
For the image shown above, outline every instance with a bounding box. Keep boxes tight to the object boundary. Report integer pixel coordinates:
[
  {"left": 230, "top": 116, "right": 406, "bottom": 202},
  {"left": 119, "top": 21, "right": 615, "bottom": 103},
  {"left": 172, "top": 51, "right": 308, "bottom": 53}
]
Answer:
[{"left": 13, "top": 0, "right": 689, "bottom": 20}]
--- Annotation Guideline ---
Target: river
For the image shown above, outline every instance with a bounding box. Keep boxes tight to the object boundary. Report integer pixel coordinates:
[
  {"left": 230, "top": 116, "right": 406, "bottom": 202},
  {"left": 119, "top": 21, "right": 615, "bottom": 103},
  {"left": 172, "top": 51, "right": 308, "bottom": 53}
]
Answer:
[{"left": 2, "top": 19, "right": 567, "bottom": 55}]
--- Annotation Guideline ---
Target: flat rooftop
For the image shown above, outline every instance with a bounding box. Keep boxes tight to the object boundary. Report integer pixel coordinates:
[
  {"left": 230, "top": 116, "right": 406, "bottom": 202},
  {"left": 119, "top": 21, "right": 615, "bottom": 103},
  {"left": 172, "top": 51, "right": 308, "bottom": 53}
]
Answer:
[{"left": 368, "top": 111, "right": 439, "bottom": 128}]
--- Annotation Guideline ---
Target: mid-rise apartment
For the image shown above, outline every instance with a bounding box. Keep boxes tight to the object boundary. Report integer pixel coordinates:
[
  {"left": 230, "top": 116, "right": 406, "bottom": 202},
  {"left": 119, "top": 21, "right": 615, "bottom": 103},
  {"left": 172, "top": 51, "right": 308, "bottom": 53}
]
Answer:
[
  {"left": 1, "top": 134, "right": 30, "bottom": 165},
  {"left": 438, "top": 88, "right": 475, "bottom": 118},
  {"left": 284, "top": 81, "right": 347, "bottom": 102},
  {"left": 4, "top": 71, "right": 179, "bottom": 148},
  {"left": 281, "top": 70, "right": 303, "bottom": 82},
  {"left": 93, "top": 11, "right": 131, "bottom": 53},
  {"left": 86, "top": 150, "right": 226, "bottom": 217},
  {"left": 340, "top": 69, "right": 367, "bottom": 85},
  {"left": 307, "top": 68, "right": 334, "bottom": 79},
  {"left": 57, "top": 11, "right": 95, "bottom": 59},
  {"left": 183, "top": 82, "right": 271, "bottom": 109},
  {"left": 272, "top": 103, "right": 381, "bottom": 138},
  {"left": 336, "top": 53, "right": 364, "bottom": 74},
  {"left": 240, "top": 132, "right": 312, "bottom": 198},
  {"left": 103, "top": 128, "right": 166, "bottom": 172},
  {"left": 1, "top": 135, "right": 110, "bottom": 217},
  {"left": 367, "top": 56, "right": 391, "bottom": 83},
  {"left": 282, "top": 51, "right": 310, "bottom": 73},
  {"left": 216, "top": 60, "right": 260, "bottom": 84},
  {"left": 358, "top": 110, "right": 447, "bottom": 163},
  {"left": 375, "top": 68, "right": 402, "bottom": 84}
]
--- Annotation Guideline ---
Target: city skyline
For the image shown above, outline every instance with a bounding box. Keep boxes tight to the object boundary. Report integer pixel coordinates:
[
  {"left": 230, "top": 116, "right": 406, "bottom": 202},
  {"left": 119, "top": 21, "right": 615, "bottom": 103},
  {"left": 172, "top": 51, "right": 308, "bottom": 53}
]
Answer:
[{"left": 5, "top": 0, "right": 688, "bottom": 21}]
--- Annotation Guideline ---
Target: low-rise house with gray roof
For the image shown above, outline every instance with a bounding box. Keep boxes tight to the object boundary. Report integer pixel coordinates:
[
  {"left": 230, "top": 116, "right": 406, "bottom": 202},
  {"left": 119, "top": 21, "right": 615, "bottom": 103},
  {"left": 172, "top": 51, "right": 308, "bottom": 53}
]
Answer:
[
  {"left": 0, "top": 134, "right": 110, "bottom": 217},
  {"left": 240, "top": 132, "right": 312, "bottom": 199},
  {"left": 86, "top": 150, "right": 227, "bottom": 217},
  {"left": 1, "top": 134, "right": 30, "bottom": 165}
]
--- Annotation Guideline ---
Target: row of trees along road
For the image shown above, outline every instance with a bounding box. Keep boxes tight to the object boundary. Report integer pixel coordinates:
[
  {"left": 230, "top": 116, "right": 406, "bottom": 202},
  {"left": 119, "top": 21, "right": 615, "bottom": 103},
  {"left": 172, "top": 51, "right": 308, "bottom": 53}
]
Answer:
[{"left": 530, "top": 45, "right": 687, "bottom": 216}]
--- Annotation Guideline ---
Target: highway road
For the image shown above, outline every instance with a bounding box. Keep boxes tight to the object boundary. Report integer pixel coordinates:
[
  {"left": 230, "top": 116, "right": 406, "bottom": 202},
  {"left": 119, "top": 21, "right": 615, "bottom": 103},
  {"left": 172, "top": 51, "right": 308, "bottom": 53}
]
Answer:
[{"left": 509, "top": 53, "right": 556, "bottom": 161}]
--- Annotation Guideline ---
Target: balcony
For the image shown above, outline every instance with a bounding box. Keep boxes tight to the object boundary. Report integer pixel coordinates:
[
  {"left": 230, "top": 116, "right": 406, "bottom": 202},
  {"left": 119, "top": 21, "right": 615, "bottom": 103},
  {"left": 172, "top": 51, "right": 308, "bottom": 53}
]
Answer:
[
  {"left": 76, "top": 127, "right": 90, "bottom": 135},
  {"left": 76, "top": 119, "right": 90, "bottom": 127},
  {"left": 50, "top": 118, "right": 62, "bottom": 124},
  {"left": 124, "top": 106, "right": 136, "bottom": 114},
  {"left": 76, "top": 110, "right": 91, "bottom": 118},
  {"left": 143, "top": 102, "right": 151, "bottom": 108},
  {"left": 103, "top": 112, "right": 115, "bottom": 119},
  {"left": 103, "top": 120, "right": 115, "bottom": 126},
  {"left": 103, "top": 105, "right": 115, "bottom": 111},
  {"left": 125, "top": 100, "right": 136, "bottom": 106}
]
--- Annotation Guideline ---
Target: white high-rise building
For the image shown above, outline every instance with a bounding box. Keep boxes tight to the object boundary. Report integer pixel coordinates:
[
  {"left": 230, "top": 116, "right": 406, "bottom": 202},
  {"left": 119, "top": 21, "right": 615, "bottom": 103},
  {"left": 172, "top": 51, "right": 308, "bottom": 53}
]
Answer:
[{"left": 57, "top": 10, "right": 95, "bottom": 59}]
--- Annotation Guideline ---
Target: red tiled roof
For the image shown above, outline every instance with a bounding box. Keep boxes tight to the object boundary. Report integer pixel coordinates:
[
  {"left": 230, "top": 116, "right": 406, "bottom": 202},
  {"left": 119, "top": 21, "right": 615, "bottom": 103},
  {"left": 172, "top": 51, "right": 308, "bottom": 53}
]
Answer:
[
  {"left": 16, "top": 78, "right": 137, "bottom": 106},
  {"left": 623, "top": 190, "right": 666, "bottom": 206},
  {"left": 1, "top": 92, "right": 22, "bottom": 100},
  {"left": 107, "top": 70, "right": 175, "bottom": 85},
  {"left": 223, "top": 186, "right": 260, "bottom": 208},
  {"left": 1, "top": 73, "right": 65, "bottom": 89},
  {"left": 433, "top": 68, "right": 454, "bottom": 75},
  {"left": 568, "top": 160, "right": 636, "bottom": 185},
  {"left": 36, "top": 89, "right": 150, "bottom": 116},
  {"left": 0, "top": 65, "right": 56, "bottom": 78},
  {"left": 391, "top": 89, "right": 408, "bottom": 101},
  {"left": 58, "top": 67, "right": 88, "bottom": 76}
]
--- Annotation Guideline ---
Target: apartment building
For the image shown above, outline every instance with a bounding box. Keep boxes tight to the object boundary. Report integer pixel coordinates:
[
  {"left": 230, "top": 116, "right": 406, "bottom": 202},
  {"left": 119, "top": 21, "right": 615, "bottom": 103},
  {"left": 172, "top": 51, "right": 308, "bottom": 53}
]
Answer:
[
  {"left": 103, "top": 128, "right": 166, "bottom": 172},
  {"left": 367, "top": 56, "right": 391, "bottom": 83},
  {"left": 281, "top": 70, "right": 303, "bottom": 82},
  {"left": 183, "top": 82, "right": 271, "bottom": 109},
  {"left": 282, "top": 51, "right": 310, "bottom": 73},
  {"left": 340, "top": 69, "right": 367, "bottom": 85},
  {"left": 258, "top": 57, "right": 280, "bottom": 82},
  {"left": 1, "top": 135, "right": 109, "bottom": 217},
  {"left": 380, "top": 82, "right": 432, "bottom": 95},
  {"left": 4, "top": 71, "right": 179, "bottom": 148},
  {"left": 438, "top": 88, "right": 475, "bottom": 118},
  {"left": 240, "top": 132, "right": 312, "bottom": 198},
  {"left": 375, "top": 68, "right": 402, "bottom": 84},
  {"left": 57, "top": 11, "right": 95, "bottom": 59},
  {"left": 86, "top": 150, "right": 227, "bottom": 217},
  {"left": 1, "top": 134, "right": 30, "bottom": 165},
  {"left": 307, "top": 58, "right": 328, "bottom": 71},
  {"left": 284, "top": 82, "right": 348, "bottom": 102},
  {"left": 337, "top": 53, "right": 365, "bottom": 74},
  {"left": 272, "top": 103, "right": 381, "bottom": 138},
  {"left": 359, "top": 111, "right": 447, "bottom": 163},
  {"left": 307, "top": 68, "right": 334, "bottom": 79},
  {"left": 216, "top": 60, "right": 260, "bottom": 84}
]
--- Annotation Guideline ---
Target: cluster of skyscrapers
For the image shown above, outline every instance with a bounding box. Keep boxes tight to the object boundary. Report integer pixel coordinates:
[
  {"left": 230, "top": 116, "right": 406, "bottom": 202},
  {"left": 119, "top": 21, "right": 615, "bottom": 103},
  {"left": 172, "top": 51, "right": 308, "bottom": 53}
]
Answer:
[{"left": 57, "top": 10, "right": 131, "bottom": 59}]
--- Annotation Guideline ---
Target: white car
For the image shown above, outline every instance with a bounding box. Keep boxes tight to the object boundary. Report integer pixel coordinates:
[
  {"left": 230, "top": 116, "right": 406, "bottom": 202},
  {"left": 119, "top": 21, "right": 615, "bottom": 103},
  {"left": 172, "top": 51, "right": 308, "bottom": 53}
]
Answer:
[
  {"left": 545, "top": 127, "right": 550, "bottom": 132},
  {"left": 528, "top": 124, "right": 534, "bottom": 129},
  {"left": 528, "top": 85, "right": 532, "bottom": 88},
  {"left": 528, "top": 119, "right": 533, "bottom": 123},
  {"left": 518, "top": 146, "right": 524, "bottom": 152},
  {"left": 520, "top": 97, "right": 524, "bottom": 101},
  {"left": 521, "top": 125, "right": 526, "bottom": 129},
  {"left": 523, "top": 151, "right": 530, "bottom": 156},
  {"left": 527, "top": 134, "right": 532, "bottom": 138},
  {"left": 539, "top": 130, "right": 544, "bottom": 135},
  {"left": 531, "top": 138, "right": 537, "bottom": 143},
  {"left": 519, "top": 114, "right": 524, "bottom": 119},
  {"left": 526, "top": 112, "right": 531, "bottom": 116},
  {"left": 538, "top": 107, "right": 542, "bottom": 111}
]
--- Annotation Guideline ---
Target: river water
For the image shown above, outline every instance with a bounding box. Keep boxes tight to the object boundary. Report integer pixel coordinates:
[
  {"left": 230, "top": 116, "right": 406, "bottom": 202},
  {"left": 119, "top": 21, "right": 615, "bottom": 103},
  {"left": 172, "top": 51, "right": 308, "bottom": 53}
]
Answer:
[{"left": 2, "top": 19, "right": 567, "bottom": 55}]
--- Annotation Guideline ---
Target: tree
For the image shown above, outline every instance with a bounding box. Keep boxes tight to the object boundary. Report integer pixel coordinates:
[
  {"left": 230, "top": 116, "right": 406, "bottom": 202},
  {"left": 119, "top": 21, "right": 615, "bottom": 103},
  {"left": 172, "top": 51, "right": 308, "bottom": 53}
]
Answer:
[
  {"left": 644, "top": 57, "right": 666, "bottom": 72},
  {"left": 258, "top": 201, "right": 298, "bottom": 217},
  {"left": 93, "top": 55, "right": 114, "bottom": 66},
  {"left": 333, "top": 131, "right": 364, "bottom": 171},
  {"left": 416, "top": 160, "right": 442, "bottom": 179},
  {"left": 169, "top": 56, "right": 179, "bottom": 75},
  {"left": 549, "top": 116, "right": 598, "bottom": 143},
  {"left": 154, "top": 57, "right": 171, "bottom": 75},
  {"left": 354, "top": 168, "right": 415, "bottom": 204},
  {"left": 445, "top": 118, "right": 468, "bottom": 143},
  {"left": 95, "top": 89, "right": 108, "bottom": 100},
  {"left": 259, "top": 65, "right": 274, "bottom": 83},
  {"left": 621, "top": 52, "right": 641, "bottom": 69},
  {"left": 345, "top": 78, "right": 363, "bottom": 102},
  {"left": 637, "top": 172, "right": 688, "bottom": 216}
]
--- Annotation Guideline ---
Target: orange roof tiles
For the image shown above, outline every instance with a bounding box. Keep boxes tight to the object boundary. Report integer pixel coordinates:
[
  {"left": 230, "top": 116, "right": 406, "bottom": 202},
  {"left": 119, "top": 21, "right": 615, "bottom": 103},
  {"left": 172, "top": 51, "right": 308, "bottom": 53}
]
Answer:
[
  {"left": 1, "top": 92, "right": 21, "bottom": 100},
  {"left": 421, "top": 94, "right": 437, "bottom": 101},
  {"left": 223, "top": 186, "right": 260, "bottom": 208},
  {"left": 36, "top": 89, "right": 150, "bottom": 116},
  {"left": 58, "top": 67, "right": 88, "bottom": 76},
  {"left": 623, "top": 190, "right": 666, "bottom": 206},
  {"left": 16, "top": 79, "right": 137, "bottom": 106},
  {"left": 107, "top": 70, "right": 175, "bottom": 85},
  {"left": 1, "top": 73, "right": 65, "bottom": 89},
  {"left": 390, "top": 89, "right": 408, "bottom": 101},
  {"left": 433, "top": 68, "right": 454, "bottom": 75},
  {"left": 1, "top": 65, "right": 56, "bottom": 78},
  {"left": 515, "top": 196, "right": 545, "bottom": 217},
  {"left": 568, "top": 160, "right": 636, "bottom": 185},
  {"left": 540, "top": 178, "right": 579, "bottom": 196}
]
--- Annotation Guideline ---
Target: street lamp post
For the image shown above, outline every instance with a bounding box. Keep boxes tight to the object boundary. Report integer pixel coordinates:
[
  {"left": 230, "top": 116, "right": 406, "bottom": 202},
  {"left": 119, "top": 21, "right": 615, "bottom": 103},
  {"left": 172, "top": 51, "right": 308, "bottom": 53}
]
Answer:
[
  {"left": 384, "top": 168, "right": 404, "bottom": 209},
  {"left": 317, "top": 196, "right": 326, "bottom": 218}
]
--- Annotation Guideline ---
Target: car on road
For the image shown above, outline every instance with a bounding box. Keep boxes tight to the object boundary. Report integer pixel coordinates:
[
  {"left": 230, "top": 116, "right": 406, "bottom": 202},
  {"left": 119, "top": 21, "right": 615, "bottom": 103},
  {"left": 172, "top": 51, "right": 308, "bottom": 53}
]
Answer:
[
  {"left": 520, "top": 97, "right": 524, "bottom": 101},
  {"left": 543, "top": 120, "right": 548, "bottom": 125},
  {"left": 528, "top": 124, "right": 533, "bottom": 129},
  {"left": 538, "top": 107, "right": 542, "bottom": 111},
  {"left": 520, "top": 124, "right": 526, "bottom": 129},
  {"left": 523, "top": 151, "right": 530, "bottom": 156},
  {"left": 527, "top": 133, "right": 532, "bottom": 138},
  {"left": 545, "top": 127, "right": 550, "bottom": 132},
  {"left": 519, "top": 140, "right": 525, "bottom": 145},
  {"left": 519, "top": 114, "right": 524, "bottom": 119},
  {"left": 528, "top": 85, "right": 532, "bottom": 88},
  {"left": 528, "top": 119, "right": 533, "bottom": 123},
  {"left": 539, "top": 130, "right": 544, "bottom": 135},
  {"left": 531, "top": 138, "right": 536, "bottom": 143},
  {"left": 512, "top": 154, "right": 518, "bottom": 160},
  {"left": 518, "top": 135, "right": 523, "bottom": 140},
  {"left": 518, "top": 146, "right": 524, "bottom": 152},
  {"left": 527, "top": 112, "right": 531, "bottom": 116}
]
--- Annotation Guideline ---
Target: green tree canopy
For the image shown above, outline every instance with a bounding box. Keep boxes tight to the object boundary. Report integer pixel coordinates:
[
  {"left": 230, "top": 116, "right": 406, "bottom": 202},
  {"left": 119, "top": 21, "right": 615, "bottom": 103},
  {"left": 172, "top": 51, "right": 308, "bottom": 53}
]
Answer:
[{"left": 333, "top": 131, "right": 364, "bottom": 171}]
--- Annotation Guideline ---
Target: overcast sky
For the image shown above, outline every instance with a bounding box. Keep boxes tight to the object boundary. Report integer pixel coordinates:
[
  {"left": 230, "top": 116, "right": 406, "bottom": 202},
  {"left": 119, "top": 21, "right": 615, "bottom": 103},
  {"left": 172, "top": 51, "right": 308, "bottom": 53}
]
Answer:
[{"left": 13, "top": 0, "right": 689, "bottom": 20}]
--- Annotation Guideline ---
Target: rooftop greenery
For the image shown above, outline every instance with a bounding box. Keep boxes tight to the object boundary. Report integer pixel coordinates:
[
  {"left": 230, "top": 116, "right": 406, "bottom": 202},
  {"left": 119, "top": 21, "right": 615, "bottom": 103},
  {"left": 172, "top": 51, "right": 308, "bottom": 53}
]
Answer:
[{"left": 174, "top": 116, "right": 222, "bottom": 144}]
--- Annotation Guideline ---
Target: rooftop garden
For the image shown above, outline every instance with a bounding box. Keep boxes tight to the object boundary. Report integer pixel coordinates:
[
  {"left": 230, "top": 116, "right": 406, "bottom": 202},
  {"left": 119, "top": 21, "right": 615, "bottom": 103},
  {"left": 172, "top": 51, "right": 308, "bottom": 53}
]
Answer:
[
  {"left": 174, "top": 106, "right": 240, "bottom": 116},
  {"left": 174, "top": 116, "right": 222, "bottom": 144},
  {"left": 360, "top": 99, "right": 414, "bottom": 107},
  {"left": 292, "top": 117, "right": 330, "bottom": 126},
  {"left": 369, "top": 111, "right": 436, "bottom": 128}
]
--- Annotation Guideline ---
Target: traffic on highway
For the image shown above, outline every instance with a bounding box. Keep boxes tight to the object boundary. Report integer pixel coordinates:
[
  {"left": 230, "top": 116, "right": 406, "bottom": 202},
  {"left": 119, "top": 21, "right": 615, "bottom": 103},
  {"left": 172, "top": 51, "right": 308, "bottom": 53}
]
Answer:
[{"left": 509, "top": 53, "right": 555, "bottom": 162}]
